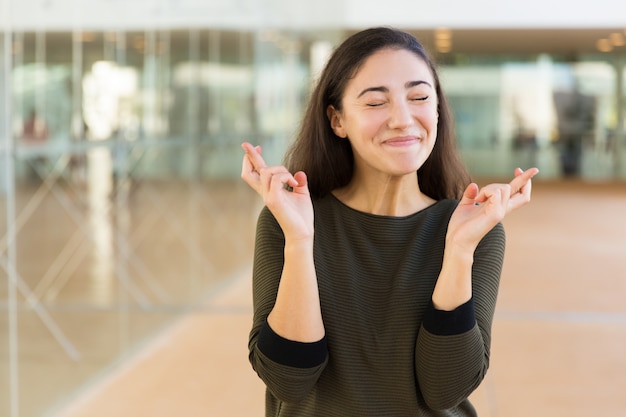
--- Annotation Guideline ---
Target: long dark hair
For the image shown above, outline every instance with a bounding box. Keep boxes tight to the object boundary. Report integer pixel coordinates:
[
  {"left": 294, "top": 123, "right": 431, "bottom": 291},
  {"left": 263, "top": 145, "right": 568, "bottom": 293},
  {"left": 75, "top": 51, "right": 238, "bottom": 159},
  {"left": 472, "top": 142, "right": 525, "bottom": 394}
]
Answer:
[{"left": 284, "top": 27, "right": 470, "bottom": 200}]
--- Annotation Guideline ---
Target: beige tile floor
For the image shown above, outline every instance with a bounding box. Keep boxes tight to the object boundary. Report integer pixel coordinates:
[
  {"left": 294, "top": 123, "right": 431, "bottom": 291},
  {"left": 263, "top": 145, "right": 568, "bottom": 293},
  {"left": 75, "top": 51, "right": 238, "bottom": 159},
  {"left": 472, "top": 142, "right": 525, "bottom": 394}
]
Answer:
[
  {"left": 42, "top": 181, "right": 626, "bottom": 416},
  {"left": 0, "top": 179, "right": 260, "bottom": 417}
]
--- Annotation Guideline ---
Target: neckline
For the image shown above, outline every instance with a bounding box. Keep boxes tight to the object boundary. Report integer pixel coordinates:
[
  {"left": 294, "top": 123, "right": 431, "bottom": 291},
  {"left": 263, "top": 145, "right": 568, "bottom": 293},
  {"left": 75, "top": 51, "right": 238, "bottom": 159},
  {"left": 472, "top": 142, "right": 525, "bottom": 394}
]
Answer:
[{"left": 326, "top": 192, "right": 443, "bottom": 220}]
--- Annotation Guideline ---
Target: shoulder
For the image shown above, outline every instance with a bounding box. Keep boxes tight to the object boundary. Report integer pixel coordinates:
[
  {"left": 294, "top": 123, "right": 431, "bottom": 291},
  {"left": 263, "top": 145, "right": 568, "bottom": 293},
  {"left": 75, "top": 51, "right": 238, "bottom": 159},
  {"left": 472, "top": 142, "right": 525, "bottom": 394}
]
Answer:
[
  {"left": 428, "top": 198, "right": 458, "bottom": 216},
  {"left": 420, "top": 199, "right": 458, "bottom": 228}
]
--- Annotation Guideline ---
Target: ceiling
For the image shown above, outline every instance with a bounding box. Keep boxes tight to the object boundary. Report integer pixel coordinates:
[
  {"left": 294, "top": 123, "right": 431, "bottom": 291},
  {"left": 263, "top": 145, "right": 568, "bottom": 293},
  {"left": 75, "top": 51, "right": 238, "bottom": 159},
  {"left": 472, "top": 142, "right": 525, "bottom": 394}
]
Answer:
[
  {"left": 12, "top": 27, "right": 626, "bottom": 68},
  {"left": 404, "top": 27, "right": 626, "bottom": 56}
]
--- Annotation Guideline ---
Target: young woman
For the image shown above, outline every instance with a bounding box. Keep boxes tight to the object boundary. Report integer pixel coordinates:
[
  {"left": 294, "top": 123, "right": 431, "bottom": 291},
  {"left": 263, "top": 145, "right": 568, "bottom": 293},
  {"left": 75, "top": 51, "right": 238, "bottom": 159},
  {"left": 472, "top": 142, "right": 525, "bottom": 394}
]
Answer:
[{"left": 241, "top": 26, "right": 538, "bottom": 416}]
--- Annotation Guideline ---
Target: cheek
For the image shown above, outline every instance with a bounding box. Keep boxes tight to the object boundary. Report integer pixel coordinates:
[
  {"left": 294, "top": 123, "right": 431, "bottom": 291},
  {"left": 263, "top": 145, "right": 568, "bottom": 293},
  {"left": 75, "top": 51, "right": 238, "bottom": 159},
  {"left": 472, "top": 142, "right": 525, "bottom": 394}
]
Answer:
[
  {"left": 420, "top": 107, "right": 439, "bottom": 131},
  {"left": 348, "top": 113, "right": 384, "bottom": 137}
]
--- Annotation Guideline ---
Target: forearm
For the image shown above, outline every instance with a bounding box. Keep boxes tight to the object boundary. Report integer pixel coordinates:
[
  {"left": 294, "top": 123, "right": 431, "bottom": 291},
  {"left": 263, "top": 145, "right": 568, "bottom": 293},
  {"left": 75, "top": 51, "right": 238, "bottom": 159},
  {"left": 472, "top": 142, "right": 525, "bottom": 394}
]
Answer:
[
  {"left": 248, "top": 209, "right": 327, "bottom": 402},
  {"left": 267, "top": 237, "right": 325, "bottom": 342},
  {"left": 431, "top": 244, "right": 474, "bottom": 311},
  {"left": 417, "top": 223, "right": 505, "bottom": 408}
]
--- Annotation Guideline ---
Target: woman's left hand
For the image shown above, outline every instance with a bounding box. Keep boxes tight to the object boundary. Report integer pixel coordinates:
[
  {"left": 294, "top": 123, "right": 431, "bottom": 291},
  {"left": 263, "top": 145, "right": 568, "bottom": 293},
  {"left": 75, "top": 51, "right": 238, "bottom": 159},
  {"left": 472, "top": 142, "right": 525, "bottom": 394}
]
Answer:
[{"left": 446, "top": 167, "right": 539, "bottom": 252}]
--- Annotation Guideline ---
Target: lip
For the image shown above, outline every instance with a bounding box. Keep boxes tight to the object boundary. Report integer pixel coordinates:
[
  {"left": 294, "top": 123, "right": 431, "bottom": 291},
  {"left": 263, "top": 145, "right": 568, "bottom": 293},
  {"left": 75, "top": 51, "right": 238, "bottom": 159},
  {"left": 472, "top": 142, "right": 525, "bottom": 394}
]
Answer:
[{"left": 382, "top": 136, "right": 420, "bottom": 146}]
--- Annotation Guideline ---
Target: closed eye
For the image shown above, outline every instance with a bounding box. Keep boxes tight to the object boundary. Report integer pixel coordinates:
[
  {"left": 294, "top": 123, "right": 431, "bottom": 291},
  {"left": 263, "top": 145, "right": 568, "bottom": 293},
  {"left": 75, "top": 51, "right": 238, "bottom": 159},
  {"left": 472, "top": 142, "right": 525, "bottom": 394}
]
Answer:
[{"left": 411, "top": 96, "right": 429, "bottom": 101}]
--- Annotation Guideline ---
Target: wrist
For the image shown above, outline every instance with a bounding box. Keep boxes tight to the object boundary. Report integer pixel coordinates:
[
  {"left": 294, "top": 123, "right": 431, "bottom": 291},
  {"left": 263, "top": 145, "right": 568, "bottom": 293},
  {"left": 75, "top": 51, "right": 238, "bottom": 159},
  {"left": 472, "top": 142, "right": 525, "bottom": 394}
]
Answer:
[
  {"left": 284, "top": 235, "right": 314, "bottom": 252},
  {"left": 445, "top": 233, "right": 478, "bottom": 257},
  {"left": 433, "top": 246, "right": 474, "bottom": 311}
]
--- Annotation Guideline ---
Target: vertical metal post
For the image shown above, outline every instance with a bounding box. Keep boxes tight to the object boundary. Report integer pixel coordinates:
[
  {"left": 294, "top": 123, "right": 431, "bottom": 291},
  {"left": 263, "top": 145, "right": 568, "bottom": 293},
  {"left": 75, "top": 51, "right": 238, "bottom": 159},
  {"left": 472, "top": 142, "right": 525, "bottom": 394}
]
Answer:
[
  {"left": 143, "top": 29, "right": 156, "bottom": 139},
  {"left": 208, "top": 29, "right": 221, "bottom": 138},
  {"left": 114, "top": 29, "right": 132, "bottom": 353},
  {"left": 615, "top": 53, "right": 624, "bottom": 178},
  {"left": 188, "top": 29, "right": 200, "bottom": 179},
  {"left": 71, "top": 3, "right": 83, "bottom": 142},
  {"left": 35, "top": 30, "right": 46, "bottom": 117}
]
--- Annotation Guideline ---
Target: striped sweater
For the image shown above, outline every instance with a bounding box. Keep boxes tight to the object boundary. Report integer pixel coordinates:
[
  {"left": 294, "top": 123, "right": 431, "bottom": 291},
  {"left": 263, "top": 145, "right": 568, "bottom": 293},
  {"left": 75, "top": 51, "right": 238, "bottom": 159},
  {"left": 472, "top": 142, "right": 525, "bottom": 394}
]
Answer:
[{"left": 249, "top": 193, "right": 505, "bottom": 416}]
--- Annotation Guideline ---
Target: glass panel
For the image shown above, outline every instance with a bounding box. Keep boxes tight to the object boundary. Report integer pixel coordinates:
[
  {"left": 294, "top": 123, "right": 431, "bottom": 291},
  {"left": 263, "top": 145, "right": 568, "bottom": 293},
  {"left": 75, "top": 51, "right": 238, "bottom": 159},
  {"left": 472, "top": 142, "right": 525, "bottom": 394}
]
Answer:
[
  {"left": 442, "top": 54, "right": 622, "bottom": 180},
  {"left": 4, "top": 23, "right": 266, "bottom": 414},
  {"left": 556, "top": 59, "right": 615, "bottom": 179}
]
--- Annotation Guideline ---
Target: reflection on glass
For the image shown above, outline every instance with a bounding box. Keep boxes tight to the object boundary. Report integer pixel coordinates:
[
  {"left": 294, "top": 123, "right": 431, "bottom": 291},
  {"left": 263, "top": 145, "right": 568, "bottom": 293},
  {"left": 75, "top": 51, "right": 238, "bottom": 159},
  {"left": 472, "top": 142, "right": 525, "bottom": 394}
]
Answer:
[
  {"left": 83, "top": 61, "right": 139, "bottom": 141},
  {"left": 442, "top": 55, "right": 620, "bottom": 179},
  {"left": 87, "top": 146, "right": 114, "bottom": 306}
]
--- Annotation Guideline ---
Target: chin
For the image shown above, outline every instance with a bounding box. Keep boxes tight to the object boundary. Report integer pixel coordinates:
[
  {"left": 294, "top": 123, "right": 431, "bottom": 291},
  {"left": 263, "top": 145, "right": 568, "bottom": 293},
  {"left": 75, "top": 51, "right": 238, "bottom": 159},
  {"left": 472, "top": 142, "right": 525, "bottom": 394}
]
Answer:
[
  {"left": 396, "top": 156, "right": 428, "bottom": 173},
  {"left": 390, "top": 165, "right": 422, "bottom": 177}
]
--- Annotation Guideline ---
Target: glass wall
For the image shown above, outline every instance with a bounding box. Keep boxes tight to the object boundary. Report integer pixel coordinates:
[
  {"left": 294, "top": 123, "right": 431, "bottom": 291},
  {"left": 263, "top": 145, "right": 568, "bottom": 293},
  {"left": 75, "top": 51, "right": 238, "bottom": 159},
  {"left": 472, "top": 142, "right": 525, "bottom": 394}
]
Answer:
[
  {"left": 441, "top": 53, "right": 626, "bottom": 180},
  {"left": 1, "top": 23, "right": 625, "bottom": 417},
  {"left": 0, "top": 25, "right": 317, "bottom": 417}
]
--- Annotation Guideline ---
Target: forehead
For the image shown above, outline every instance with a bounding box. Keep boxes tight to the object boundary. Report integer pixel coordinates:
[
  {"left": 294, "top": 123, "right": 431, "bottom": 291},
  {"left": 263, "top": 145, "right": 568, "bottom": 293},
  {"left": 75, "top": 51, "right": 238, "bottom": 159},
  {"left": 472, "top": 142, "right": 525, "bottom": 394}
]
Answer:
[{"left": 348, "top": 48, "right": 435, "bottom": 89}]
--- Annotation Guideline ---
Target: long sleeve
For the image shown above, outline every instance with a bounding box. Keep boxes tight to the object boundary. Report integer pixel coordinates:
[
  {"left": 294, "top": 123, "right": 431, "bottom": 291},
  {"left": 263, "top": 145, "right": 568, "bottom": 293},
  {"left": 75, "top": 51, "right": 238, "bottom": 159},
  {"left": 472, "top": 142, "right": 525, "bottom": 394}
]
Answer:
[
  {"left": 248, "top": 207, "right": 329, "bottom": 403},
  {"left": 415, "top": 222, "right": 505, "bottom": 409}
]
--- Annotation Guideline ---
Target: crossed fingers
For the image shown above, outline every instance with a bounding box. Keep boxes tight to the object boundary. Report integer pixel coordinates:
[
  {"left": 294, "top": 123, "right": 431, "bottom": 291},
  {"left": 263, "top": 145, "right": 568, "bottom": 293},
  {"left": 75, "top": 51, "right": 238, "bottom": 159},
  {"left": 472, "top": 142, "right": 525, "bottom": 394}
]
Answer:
[
  {"left": 472, "top": 167, "right": 538, "bottom": 214},
  {"left": 241, "top": 142, "right": 299, "bottom": 196},
  {"left": 507, "top": 167, "right": 539, "bottom": 210}
]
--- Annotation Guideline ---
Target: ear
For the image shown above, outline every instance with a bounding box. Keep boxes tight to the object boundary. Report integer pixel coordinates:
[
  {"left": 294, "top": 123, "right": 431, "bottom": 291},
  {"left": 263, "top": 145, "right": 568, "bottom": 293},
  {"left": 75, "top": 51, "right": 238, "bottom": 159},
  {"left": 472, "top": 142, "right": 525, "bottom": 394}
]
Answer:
[{"left": 327, "top": 105, "right": 347, "bottom": 138}]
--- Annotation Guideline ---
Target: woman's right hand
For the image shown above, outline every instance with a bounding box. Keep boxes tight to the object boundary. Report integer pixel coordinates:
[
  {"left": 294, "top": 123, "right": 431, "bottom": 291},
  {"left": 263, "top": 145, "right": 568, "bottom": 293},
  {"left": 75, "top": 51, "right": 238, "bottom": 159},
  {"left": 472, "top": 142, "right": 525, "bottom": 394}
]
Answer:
[
  {"left": 446, "top": 167, "right": 538, "bottom": 252},
  {"left": 241, "top": 142, "right": 314, "bottom": 241}
]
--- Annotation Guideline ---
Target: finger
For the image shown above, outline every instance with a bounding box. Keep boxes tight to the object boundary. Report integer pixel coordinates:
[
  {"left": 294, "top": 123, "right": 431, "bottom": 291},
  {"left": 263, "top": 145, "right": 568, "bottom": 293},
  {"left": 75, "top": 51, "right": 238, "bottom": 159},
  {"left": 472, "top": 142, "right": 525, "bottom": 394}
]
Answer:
[
  {"left": 460, "top": 183, "right": 479, "bottom": 205},
  {"left": 484, "top": 187, "right": 511, "bottom": 221},
  {"left": 241, "top": 171, "right": 265, "bottom": 198},
  {"left": 291, "top": 171, "right": 309, "bottom": 194},
  {"left": 260, "top": 167, "right": 298, "bottom": 194},
  {"left": 509, "top": 167, "right": 539, "bottom": 196},
  {"left": 241, "top": 142, "right": 268, "bottom": 172},
  {"left": 507, "top": 168, "right": 539, "bottom": 212},
  {"left": 241, "top": 153, "right": 253, "bottom": 179},
  {"left": 241, "top": 152, "right": 260, "bottom": 190},
  {"left": 477, "top": 184, "right": 509, "bottom": 206}
]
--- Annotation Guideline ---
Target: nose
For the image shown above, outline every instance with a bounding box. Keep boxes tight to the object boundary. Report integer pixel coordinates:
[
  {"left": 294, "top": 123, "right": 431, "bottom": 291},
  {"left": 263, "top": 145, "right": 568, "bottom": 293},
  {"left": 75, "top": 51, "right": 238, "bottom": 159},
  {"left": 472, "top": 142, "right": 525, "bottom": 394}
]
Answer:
[{"left": 387, "top": 100, "right": 413, "bottom": 130}]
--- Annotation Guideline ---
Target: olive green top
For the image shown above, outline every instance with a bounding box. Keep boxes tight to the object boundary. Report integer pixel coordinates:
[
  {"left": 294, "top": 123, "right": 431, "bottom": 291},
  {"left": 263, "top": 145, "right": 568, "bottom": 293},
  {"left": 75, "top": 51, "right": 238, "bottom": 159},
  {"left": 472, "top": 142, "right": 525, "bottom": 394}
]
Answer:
[{"left": 249, "top": 194, "right": 505, "bottom": 416}]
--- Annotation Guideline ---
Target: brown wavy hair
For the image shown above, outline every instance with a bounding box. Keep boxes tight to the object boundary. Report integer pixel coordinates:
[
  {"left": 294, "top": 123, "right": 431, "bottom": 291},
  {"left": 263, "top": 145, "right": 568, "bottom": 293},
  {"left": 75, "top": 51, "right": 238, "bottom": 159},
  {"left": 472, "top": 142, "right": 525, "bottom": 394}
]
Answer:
[{"left": 284, "top": 27, "right": 470, "bottom": 200}]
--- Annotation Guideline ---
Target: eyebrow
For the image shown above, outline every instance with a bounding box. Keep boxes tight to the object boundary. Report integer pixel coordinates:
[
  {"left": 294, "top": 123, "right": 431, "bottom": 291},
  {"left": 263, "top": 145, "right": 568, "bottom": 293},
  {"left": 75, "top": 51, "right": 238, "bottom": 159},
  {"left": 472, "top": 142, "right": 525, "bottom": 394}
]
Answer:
[{"left": 357, "top": 80, "right": 433, "bottom": 98}]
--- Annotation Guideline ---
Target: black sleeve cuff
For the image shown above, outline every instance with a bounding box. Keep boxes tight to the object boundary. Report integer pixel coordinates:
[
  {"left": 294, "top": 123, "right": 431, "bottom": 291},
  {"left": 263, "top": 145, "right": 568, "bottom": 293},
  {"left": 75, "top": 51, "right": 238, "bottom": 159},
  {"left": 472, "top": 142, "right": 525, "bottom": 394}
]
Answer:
[
  {"left": 257, "top": 320, "right": 328, "bottom": 368},
  {"left": 422, "top": 298, "right": 476, "bottom": 336}
]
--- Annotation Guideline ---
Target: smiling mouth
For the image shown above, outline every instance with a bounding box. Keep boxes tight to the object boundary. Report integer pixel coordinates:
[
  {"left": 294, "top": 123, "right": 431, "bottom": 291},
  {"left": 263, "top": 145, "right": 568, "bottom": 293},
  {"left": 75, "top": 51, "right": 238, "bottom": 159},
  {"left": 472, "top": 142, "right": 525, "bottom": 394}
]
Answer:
[{"left": 383, "top": 136, "right": 420, "bottom": 145}]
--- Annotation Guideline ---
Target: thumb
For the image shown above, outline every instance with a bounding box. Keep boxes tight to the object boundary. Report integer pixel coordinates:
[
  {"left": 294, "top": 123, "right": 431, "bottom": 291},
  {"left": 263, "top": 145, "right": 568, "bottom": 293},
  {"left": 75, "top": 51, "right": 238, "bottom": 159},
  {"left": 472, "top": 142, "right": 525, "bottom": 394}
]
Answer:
[
  {"left": 292, "top": 171, "right": 309, "bottom": 194},
  {"left": 461, "top": 183, "right": 479, "bottom": 204}
]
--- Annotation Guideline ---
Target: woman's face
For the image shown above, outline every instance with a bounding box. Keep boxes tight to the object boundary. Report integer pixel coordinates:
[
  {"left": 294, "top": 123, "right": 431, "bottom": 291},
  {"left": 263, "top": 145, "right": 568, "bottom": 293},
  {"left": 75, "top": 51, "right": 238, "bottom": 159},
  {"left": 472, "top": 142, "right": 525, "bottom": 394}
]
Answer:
[{"left": 329, "top": 48, "right": 438, "bottom": 180}]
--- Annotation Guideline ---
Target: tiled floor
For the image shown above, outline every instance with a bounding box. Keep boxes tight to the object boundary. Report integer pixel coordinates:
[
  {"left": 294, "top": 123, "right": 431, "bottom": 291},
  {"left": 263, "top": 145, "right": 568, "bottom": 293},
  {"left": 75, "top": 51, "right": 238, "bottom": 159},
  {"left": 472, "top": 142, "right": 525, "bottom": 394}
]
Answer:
[
  {"left": 25, "top": 181, "right": 626, "bottom": 416},
  {"left": 0, "top": 178, "right": 260, "bottom": 417}
]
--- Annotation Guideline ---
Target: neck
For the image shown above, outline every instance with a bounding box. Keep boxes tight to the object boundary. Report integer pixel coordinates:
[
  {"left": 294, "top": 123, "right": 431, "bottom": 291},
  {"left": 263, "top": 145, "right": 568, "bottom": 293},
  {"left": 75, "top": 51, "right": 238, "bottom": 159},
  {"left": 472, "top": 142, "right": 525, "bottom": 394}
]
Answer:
[{"left": 333, "top": 173, "right": 434, "bottom": 217}]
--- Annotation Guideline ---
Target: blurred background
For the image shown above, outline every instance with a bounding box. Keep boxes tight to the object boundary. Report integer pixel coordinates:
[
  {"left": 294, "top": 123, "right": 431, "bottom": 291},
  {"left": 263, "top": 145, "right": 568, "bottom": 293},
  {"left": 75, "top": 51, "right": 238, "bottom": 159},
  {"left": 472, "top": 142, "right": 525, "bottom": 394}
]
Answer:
[{"left": 1, "top": 1, "right": 625, "bottom": 416}]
